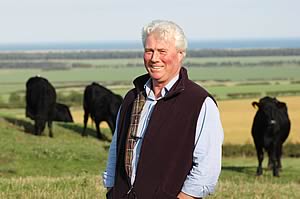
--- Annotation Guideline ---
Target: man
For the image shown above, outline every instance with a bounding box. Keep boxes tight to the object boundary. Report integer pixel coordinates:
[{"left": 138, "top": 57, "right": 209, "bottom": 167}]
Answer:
[{"left": 103, "top": 20, "right": 224, "bottom": 199}]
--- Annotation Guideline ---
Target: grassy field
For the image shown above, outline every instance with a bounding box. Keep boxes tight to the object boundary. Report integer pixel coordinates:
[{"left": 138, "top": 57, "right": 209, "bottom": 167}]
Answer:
[
  {"left": 1, "top": 158, "right": 299, "bottom": 198},
  {"left": 1, "top": 62, "right": 300, "bottom": 92},
  {"left": 1, "top": 65, "right": 300, "bottom": 84},
  {"left": 0, "top": 113, "right": 299, "bottom": 198},
  {"left": 1, "top": 56, "right": 300, "bottom": 103},
  {"left": 1, "top": 66, "right": 300, "bottom": 104},
  {"left": 1, "top": 56, "right": 300, "bottom": 198}
]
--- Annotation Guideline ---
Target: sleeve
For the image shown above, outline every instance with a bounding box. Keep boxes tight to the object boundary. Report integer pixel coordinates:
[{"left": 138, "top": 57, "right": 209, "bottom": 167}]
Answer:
[
  {"left": 102, "top": 108, "right": 120, "bottom": 188},
  {"left": 181, "top": 97, "right": 224, "bottom": 198}
]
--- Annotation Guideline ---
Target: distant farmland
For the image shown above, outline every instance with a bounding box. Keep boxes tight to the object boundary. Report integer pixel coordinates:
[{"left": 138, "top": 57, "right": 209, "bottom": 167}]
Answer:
[
  {"left": 1, "top": 54, "right": 300, "bottom": 144},
  {"left": 1, "top": 51, "right": 300, "bottom": 198}
]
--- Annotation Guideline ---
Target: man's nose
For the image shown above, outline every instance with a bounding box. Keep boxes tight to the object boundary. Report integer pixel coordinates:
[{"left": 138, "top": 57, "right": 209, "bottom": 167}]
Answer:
[{"left": 151, "top": 51, "right": 160, "bottom": 62}]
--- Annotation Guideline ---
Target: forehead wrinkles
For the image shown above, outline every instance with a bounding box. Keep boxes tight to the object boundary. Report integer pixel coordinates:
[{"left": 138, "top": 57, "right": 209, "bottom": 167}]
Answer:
[{"left": 150, "top": 29, "right": 174, "bottom": 43}]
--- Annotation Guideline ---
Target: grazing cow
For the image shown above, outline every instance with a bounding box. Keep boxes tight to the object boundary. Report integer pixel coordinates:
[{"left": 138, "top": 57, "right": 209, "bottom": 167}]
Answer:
[
  {"left": 251, "top": 96, "right": 290, "bottom": 177},
  {"left": 82, "top": 82, "right": 123, "bottom": 139},
  {"left": 54, "top": 103, "right": 74, "bottom": 122},
  {"left": 26, "top": 76, "right": 56, "bottom": 137}
]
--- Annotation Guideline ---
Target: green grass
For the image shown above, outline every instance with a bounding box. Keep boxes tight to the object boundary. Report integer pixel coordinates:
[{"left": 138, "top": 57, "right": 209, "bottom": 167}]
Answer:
[
  {"left": 0, "top": 68, "right": 144, "bottom": 85},
  {"left": 0, "top": 113, "right": 299, "bottom": 198},
  {"left": 0, "top": 175, "right": 106, "bottom": 198},
  {"left": 1, "top": 65, "right": 300, "bottom": 98},
  {"left": 0, "top": 115, "right": 112, "bottom": 178},
  {"left": 1, "top": 56, "right": 300, "bottom": 99},
  {"left": 1, "top": 66, "right": 300, "bottom": 84},
  {"left": 207, "top": 82, "right": 300, "bottom": 99},
  {"left": 211, "top": 157, "right": 300, "bottom": 198},
  {"left": 188, "top": 65, "right": 300, "bottom": 81},
  {"left": 0, "top": 113, "right": 108, "bottom": 198}
]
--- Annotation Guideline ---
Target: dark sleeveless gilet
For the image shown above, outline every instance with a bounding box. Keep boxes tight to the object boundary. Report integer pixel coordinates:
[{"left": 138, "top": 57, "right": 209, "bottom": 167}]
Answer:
[{"left": 108, "top": 68, "right": 212, "bottom": 199}]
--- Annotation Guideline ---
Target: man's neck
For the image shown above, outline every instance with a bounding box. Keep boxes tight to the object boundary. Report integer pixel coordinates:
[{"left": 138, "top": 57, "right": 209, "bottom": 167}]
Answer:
[
  {"left": 152, "top": 82, "right": 164, "bottom": 99},
  {"left": 150, "top": 73, "right": 180, "bottom": 99}
]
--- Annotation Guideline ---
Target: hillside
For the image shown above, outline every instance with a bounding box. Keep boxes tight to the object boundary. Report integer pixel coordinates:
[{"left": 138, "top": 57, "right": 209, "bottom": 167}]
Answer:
[
  {"left": 0, "top": 115, "right": 111, "bottom": 177},
  {"left": 0, "top": 114, "right": 109, "bottom": 197}
]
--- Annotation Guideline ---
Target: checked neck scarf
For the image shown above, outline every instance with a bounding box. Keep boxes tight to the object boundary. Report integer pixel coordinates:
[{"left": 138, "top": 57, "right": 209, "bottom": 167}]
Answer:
[{"left": 125, "top": 90, "right": 146, "bottom": 178}]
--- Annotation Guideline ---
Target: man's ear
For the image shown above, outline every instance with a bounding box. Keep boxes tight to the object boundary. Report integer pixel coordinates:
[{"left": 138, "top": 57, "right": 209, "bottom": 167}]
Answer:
[{"left": 178, "top": 50, "right": 185, "bottom": 61}]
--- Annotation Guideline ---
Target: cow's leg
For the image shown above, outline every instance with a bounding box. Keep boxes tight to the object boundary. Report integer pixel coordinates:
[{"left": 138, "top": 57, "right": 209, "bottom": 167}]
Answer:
[
  {"left": 267, "top": 151, "right": 273, "bottom": 170},
  {"left": 34, "top": 121, "right": 39, "bottom": 136},
  {"left": 256, "top": 146, "right": 264, "bottom": 176},
  {"left": 95, "top": 120, "right": 103, "bottom": 139},
  {"left": 82, "top": 112, "right": 89, "bottom": 137},
  {"left": 35, "top": 119, "right": 46, "bottom": 136},
  {"left": 271, "top": 143, "right": 283, "bottom": 177},
  {"left": 48, "top": 120, "right": 53, "bottom": 138},
  {"left": 107, "top": 119, "right": 115, "bottom": 136},
  {"left": 270, "top": 146, "right": 279, "bottom": 177},
  {"left": 278, "top": 144, "right": 283, "bottom": 169}
]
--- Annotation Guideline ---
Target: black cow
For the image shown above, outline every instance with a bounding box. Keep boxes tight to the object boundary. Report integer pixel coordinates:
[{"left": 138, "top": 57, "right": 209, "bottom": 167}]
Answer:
[
  {"left": 26, "top": 76, "right": 56, "bottom": 137},
  {"left": 251, "top": 96, "right": 290, "bottom": 177},
  {"left": 82, "top": 82, "right": 123, "bottom": 139},
  {"left": 54, "top": 103, "right": 74, "bottom": 122}
]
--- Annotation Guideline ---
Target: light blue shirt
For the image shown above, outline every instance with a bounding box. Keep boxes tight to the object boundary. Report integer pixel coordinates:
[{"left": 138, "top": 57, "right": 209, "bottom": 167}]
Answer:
[{"left": 103, "top": 75, "right": 224, "bottom": 198}]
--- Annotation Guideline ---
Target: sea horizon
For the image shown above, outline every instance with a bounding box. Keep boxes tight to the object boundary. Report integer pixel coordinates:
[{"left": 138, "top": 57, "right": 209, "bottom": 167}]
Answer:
[{"left": 0, "top": 38, "right": 300, "bottom": 51}]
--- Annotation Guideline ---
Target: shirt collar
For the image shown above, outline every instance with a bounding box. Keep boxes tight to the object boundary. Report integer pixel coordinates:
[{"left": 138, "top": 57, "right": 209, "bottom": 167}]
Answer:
[{"left": 144, "top": 74, "right": 179, "bottom": 100}]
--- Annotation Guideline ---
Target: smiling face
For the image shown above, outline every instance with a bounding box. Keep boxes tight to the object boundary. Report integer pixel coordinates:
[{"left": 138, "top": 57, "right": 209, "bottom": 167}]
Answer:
[{"left": 143, "top": 32, "right": 184, "bottom": 88}]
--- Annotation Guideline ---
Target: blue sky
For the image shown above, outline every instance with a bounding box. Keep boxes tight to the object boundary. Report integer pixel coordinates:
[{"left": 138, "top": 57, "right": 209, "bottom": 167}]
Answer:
[{"left": 0, "top": 0, "right": 299, "bottom": 43}]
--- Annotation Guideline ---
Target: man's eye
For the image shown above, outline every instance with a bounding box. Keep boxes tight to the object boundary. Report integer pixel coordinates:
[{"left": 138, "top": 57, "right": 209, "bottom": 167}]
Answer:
[{"left": 159, "top": 49, "right": 167, "bottom": 53}]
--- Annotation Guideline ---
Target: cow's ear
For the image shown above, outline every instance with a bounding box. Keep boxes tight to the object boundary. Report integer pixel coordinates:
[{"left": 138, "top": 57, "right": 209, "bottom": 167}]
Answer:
[{"left": 252, "top": 101, "right": 259, "bottom": 108}]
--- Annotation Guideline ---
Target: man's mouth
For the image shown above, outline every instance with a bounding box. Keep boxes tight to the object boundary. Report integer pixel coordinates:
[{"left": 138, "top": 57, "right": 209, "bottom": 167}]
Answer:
[{"left": 150, "top": 65, "right": 163, "bottom": 70}]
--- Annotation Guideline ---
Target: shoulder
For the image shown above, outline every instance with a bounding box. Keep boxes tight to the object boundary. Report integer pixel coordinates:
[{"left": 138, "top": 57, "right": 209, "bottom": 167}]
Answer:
[{"left": 203, "top": 97, "right": 219, "bottom": 112}]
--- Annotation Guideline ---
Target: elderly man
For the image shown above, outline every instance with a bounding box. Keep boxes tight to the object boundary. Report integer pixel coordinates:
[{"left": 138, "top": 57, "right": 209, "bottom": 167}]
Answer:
[{"left": 103, "top": 20, "right": 224, "bottom": 199}]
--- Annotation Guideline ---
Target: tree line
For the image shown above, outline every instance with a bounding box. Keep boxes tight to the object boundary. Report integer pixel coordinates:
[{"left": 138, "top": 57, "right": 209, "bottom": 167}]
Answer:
[
  {"left": 1, "top": 48, "right": 300, "bottom": 60},
  {"left": 1, "top": 60, "right": 300, "bottom": 69},
  {"left": 1, "top": 60, "right": 299, "bottom": 69}
]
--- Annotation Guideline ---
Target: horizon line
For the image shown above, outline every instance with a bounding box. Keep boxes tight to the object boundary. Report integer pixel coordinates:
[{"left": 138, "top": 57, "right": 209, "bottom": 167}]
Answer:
[{"left": 1, "top": 37, "right": 300, "bottom": 45}]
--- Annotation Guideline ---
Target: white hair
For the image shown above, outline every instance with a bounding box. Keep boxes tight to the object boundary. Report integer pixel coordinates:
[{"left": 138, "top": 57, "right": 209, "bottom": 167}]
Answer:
[{"left": 141, "top": 20, "right": 188, "bottom": 53}]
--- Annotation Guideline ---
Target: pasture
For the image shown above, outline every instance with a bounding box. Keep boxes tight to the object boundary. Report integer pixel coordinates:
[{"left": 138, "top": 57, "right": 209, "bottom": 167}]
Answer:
[
  {"left": 1, "top": 54, "right": 300, "bottom": 198},
  {"left": 1, "top": 66, "right": 300, "bottom": 105},
  {"left": 1, "top": 55, "right": 300, "bottom": 100},
  {"left": 0, "top": 112, "right": 299, "bottom": 198},
  {"left": 4, "top": 95, "right": 300, "bottom": 145}
]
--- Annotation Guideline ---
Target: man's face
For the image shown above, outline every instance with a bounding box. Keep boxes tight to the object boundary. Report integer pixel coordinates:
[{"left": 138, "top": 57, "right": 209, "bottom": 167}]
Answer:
[{"left": 143, "top": 33, "right": 184, "bottom": 87}]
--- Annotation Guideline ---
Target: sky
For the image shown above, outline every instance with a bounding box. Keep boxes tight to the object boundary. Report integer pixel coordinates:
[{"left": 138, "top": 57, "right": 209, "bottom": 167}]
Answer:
[{"left": 0, "top": 0, "right": 300, "bottom": 43}]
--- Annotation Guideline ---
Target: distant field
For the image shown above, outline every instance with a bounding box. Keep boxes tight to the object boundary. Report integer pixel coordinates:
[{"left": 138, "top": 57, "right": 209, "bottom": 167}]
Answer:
[
  {"left": 1, "top": 65, "right": 300, "bottom": 85},
  {"left": 1, "top": 56, "right": 300, "bottom": 102},
  {"left": 186, "top": 55, "right": 300, "bottom": 63},
  {"left": 1, "top": 66, "right": 300, "bottom": 99}
]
